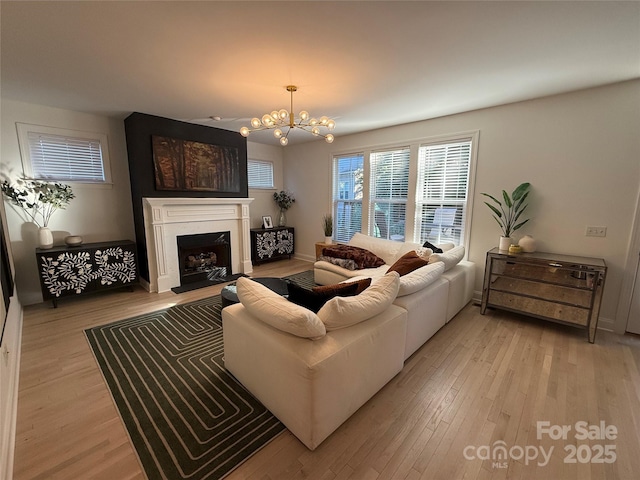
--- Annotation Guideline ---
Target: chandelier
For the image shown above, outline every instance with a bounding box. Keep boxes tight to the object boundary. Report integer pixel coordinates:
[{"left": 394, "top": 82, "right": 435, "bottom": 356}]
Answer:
[{"left": 240, "top": 85, "right": 335, "bottom": 146}]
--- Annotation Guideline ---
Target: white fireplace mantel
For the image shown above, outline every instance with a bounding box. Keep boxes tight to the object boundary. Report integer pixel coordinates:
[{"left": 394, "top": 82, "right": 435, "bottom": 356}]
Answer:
[{"left": 142, "top": 197, "right": 253, "bottom": 293}]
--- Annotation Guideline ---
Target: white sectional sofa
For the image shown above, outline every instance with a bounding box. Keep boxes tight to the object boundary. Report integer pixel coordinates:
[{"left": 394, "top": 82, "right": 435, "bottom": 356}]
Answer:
[
  {"left": 315, "top": 233, "right": 474, "bottom": 359},
  {"left": 222, "top": 234, "right": 474, "bottom": 450}
]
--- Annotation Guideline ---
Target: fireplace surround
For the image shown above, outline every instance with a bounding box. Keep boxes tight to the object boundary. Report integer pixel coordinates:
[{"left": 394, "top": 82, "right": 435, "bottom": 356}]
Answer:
[{"left": 142, "top": 197, "right": 253, "bottom": 293}]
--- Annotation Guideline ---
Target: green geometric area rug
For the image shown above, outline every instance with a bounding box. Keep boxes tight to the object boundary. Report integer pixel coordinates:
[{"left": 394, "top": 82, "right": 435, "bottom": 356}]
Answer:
[{"left": 85, "top": 270, "right": 315, "bottom": 480}]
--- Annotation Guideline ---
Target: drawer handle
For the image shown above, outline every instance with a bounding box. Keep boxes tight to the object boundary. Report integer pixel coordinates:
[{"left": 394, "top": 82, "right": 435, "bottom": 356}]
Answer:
[{"left": 548, "top": 262, "right": 563, "bottom": 268}]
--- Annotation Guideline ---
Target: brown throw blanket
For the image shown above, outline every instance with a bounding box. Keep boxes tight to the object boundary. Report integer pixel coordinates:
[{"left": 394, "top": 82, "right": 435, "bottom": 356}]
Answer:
[{"left": 321, "top": 244, "right": 386, "bottom": 269}]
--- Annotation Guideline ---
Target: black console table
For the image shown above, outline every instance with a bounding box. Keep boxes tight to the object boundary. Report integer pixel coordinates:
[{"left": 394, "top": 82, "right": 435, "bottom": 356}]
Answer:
[
  {"left": 250, "top": 227, "right": 294, "bottom": 264},
  {"left": 36, "top": 240, "right": 138, "bottom": 307}
]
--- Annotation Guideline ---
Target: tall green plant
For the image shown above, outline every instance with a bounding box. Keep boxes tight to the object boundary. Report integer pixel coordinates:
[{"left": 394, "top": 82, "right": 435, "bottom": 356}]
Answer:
[
  {"left": 322, "top": 214, "right": 333, "bottom": 236},
  {"left": 481, "top": 182, "right": 530, "bottom": 237}
]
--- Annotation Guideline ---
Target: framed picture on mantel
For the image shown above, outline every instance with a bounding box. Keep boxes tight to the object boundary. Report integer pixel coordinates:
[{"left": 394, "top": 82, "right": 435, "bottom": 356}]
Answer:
[{"left": 151, "top": 135, "right": 241, "bottom": 193}]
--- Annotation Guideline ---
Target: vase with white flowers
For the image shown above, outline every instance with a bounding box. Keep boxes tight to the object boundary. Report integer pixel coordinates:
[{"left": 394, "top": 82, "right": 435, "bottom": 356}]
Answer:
[
  {"left": 273, "top": 190, "right": 295, "bottom": 227},
  {"left": 1, "top": 178, "right": 75, "bottom": 248}
]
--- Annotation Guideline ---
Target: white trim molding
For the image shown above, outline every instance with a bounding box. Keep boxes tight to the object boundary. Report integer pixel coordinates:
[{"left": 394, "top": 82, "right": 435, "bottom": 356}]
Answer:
[{"left": 142, "top": 197, "right": 254, "bottom": 293}]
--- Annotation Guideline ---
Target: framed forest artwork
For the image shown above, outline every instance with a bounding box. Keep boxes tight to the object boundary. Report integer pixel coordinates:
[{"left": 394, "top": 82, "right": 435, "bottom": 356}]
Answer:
[{"left": 152, "top": 135, "right": 242, "bottom": 192}]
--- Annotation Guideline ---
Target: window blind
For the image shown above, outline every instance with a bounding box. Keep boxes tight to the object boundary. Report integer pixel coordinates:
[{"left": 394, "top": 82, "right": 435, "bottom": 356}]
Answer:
[
  {"left": 332, "top": 153, "right": 364, "bottom": 243},
  {"left": 247, "top": 159, "right": 274, "bottom": 188},
  {"left": 416, "top": 140, "right": 471, "bottom": 245},
  {"left": 27, "top": 131, "right": 106, "bottom": 182},
  {"left": 369, "top": 147, "right": 409, "bottom": 241}
]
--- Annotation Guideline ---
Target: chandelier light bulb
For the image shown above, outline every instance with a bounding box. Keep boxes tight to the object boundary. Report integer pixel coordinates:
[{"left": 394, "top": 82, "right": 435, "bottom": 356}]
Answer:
[
  {"left": 262, "top": 114, "right": 274, "bottom": 126},
  {"left": 240, "top": 85, "right": 336, "bottom": 146}
]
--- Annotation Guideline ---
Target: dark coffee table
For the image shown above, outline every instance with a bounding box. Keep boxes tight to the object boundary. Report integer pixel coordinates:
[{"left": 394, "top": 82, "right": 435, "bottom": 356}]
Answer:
[{"left": 220, "top": 277, "right": 289, "bottom": 307}]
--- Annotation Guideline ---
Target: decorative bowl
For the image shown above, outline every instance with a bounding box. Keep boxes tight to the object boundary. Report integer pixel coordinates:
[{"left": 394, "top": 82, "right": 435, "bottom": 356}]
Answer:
[{"left": 64, "top": 235, "right": 83, "bottom": 246}]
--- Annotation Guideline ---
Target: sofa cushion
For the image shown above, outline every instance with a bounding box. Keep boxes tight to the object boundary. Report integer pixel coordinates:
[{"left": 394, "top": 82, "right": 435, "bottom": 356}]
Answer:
[
  {"left": 349, "top": 232, "right": 422, "bottom": 265},
  {"left": 287, "top": 280, "right": 359, "bottom": 313},
  {"left": 317, "top": 271, "right": 400, "bottom": 331},
  {"left": 236, "top": 277, "right": 326, "bottom": 339},
  {"left": 387, "top": 250, "right": 429, "bottom": 276},
  {"left": 428, "top": 245, "right": 465, "bottom": 272},
  {"left": 320, "top": 244, "right": 386, "bottom": 269},
  {"left": 397, "top": 262, "right": 445, "bottom": 296}
]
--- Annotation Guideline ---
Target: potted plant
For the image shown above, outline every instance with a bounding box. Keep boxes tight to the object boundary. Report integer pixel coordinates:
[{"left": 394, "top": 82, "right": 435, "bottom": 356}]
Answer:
[
  {"left": 273, "top": 190, "right": 295, "bottom": 227},
  {"left": 322, "top": 214, "right": 333, "bottom": 244},
  {"left": 1, "top": 178, "right": 75, "bottom": 249},
  {"left": 481, "top": 182, "right": 530, "bottom": 251}
]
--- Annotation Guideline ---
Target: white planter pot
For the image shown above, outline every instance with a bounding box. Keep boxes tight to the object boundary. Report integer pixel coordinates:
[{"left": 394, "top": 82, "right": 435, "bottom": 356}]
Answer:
[
  {"left": 38, "top": 227, "right": 54, "bottom": 249},
  {"left": 324, "top": 236, "right": 333, "bottom": 245},
  {"left": 499, "top": 236, "right": 512, "bottom": 251}
]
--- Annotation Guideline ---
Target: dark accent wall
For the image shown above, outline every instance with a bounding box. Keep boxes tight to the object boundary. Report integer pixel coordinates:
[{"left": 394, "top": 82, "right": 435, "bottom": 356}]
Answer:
[{"left": 124, "top": 112, "right": 248, "bottom": 283}]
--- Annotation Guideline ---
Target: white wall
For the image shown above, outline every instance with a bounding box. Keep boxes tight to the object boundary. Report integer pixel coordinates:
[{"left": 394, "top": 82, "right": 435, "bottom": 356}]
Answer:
[
  {"left": 1, "top": 99, "right": 136, "bottom": 305},
  {"left": 247, "top": 142, "right": 284, "bottom": 228},
  {"left": 283, "top": 80, "right": 640, "bottom": 332}
]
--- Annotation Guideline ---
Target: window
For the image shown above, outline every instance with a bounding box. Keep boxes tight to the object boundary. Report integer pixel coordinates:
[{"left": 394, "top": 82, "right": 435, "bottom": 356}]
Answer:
[
  {"left": 332, "top": 153, "right": 364, "bottom": 243},
  {"left": 415, "top": 140, "right": 472, "bottom": 245},
  {"left": 331, "top": 132, "right": 476, "bottom": 248},
  {"left": 247, "top": 159, "right": 274, "bottom": 189},
  {"left": 17, "top": 123, "right": 110, "bottom": 183},
  {"left": 369, "top": 147, "right": 410, "bottom": 241}
]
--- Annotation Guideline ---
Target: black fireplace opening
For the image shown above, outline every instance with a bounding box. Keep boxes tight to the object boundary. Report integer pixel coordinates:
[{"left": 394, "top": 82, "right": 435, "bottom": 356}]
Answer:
[{"left": 177, "top": 231, "right": 232, "bottom": 286}]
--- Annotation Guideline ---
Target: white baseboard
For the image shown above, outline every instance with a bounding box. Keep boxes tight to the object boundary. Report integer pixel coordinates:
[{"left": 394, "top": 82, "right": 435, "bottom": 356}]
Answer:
[{"left": 294, "top": 253, "right": 316, "bottom": 264}]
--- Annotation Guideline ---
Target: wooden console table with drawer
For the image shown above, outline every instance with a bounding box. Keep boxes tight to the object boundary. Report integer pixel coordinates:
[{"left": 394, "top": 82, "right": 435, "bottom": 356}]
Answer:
[{"left": 480, "top": 248, "right": 606, "bottom": 343}]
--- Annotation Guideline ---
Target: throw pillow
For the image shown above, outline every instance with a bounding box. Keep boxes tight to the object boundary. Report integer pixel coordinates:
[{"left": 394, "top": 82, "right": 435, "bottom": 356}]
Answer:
[
  {"left": 415, "top": 247, "right": 433, "bottom": 261},
  {"left": 317, "top": 255, "right": 359, "bottom": 271},
  {"left": 317, "top": 271, "right": 400, "bottom": 331},
  {"left": 321, "top": 244, "right": 386, "bottom": 269},
  {"left": 422, "top": 240, "right": 443, "bottom": 253},
  {"left": 235, "top": 277, "right": 326, "bottom": 339},
  {"left": 387, "top": 250, "right": 429, "bottom": 276},
  {"left": 428, "top": 245, "right": 465, "bottom": 272},
  {"left": 312, "top": 277, "right": 372, "bottom": 295},
  {"left": 288, "top": 281, "right": 359, "bottom": 313}
]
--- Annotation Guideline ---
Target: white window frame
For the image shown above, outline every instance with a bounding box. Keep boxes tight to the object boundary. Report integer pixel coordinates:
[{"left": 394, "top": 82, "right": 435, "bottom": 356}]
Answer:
[
  {"left": 16, "top": 123, "right": 112, "bottom": 186},
  {"left": 247, "top": 159, "right": 275, "bottom": 189},
  {"left": 331, "top": 153, "right": 365, "bottom": 243},
  {"left": 413, "top": 137, "right": 476, "bottom": 244},
  {"left": 330, "top": 131, "right": 478, "bottom": 249},
  {"left": 368, "top": 146, "right": 411, "bottom": 241}
]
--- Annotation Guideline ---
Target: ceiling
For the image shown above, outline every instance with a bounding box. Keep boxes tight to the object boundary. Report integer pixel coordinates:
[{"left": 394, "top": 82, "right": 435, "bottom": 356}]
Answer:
[{"left": 2, "top": 1, "right": 639, "bottom": 145}]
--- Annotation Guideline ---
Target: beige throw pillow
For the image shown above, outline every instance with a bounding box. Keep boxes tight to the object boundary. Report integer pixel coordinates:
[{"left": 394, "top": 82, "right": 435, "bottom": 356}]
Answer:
[
  {"left": 236, "top": 277, "right": 326, "bottom": 339},
  {"left": 317, "top": 271, "right": 400, "bottom": 331}
]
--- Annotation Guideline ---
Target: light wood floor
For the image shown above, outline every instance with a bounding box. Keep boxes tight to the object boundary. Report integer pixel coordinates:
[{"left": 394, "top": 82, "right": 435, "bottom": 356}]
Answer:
[{"left": 13, "top": 259, "right": 640, "bottom": 480}]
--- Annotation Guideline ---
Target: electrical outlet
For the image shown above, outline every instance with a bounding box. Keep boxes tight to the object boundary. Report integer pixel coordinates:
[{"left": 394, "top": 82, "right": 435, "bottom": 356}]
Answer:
[{"left": 586, "top": 226, "right": 607, "bottom": 237}]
